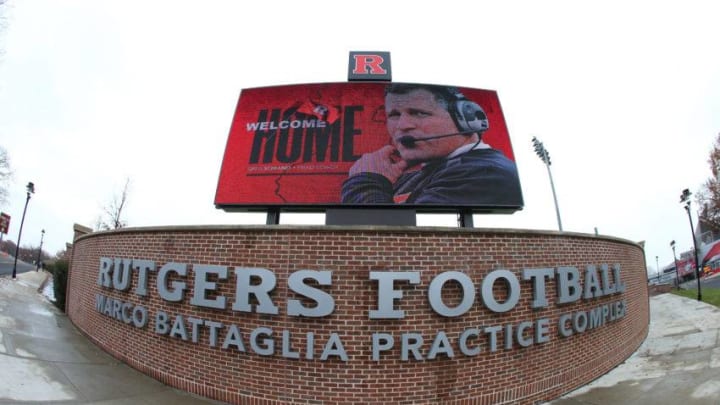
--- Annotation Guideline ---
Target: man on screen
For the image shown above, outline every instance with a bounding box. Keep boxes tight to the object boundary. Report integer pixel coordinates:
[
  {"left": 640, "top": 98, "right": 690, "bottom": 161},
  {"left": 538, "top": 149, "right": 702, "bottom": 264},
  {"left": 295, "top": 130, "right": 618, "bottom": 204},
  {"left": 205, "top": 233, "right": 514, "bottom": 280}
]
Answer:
[{"left": 341, "top": 83, "right": 522, "bottom": 206}]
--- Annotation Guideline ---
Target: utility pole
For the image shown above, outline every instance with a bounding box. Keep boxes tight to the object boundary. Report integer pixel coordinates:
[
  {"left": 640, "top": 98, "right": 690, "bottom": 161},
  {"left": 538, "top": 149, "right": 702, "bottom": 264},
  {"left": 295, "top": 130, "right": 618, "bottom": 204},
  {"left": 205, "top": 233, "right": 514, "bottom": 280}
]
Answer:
[
  {"left": 12, "top": 182, "right": 35, "bottom": 279},
  {"left": 680, "top": 189, "right": 702, "bottom": 301},
  {"left": 36, "top": 229, "right": 45, "bottom": 271},
  {"left": 670, "top": 240, "right": 680, "bottom": 289}
]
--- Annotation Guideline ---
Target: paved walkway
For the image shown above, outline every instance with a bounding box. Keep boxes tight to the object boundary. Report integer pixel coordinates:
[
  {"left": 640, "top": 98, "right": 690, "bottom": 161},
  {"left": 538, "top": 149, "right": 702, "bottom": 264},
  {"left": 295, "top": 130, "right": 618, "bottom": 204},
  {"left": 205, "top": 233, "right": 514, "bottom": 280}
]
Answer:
[
  {"left": 3, "top": 270, "right": 720, "bottom": 404},
  {"left": 0, "top": 270, "right": 221, "bottom": 404},
  {"left": 548, "top": 291, "right": 720, "bottom": 404}
]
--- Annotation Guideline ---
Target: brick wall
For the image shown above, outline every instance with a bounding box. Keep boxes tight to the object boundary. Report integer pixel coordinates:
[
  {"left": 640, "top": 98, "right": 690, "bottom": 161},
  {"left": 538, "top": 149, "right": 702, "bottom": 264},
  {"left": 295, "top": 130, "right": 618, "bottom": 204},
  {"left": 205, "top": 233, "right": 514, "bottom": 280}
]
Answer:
[{"left": 67, "top": 225, "right": 649, "bottom": 404}]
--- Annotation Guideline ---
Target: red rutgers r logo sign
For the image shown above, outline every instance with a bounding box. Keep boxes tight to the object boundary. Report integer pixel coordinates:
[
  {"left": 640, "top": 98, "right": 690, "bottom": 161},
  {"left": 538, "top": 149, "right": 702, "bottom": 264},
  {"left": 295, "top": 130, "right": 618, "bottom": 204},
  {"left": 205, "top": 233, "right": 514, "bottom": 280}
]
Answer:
[{"left": 348, "top": 51, "right": 392, "bottom": 81}]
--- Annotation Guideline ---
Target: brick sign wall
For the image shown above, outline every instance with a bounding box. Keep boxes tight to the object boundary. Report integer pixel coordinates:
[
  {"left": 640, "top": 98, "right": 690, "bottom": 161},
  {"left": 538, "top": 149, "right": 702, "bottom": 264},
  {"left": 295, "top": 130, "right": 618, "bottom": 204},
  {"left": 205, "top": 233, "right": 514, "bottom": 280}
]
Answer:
[{"left": 67, "top": 225, "right": 649, "bottom": 404}]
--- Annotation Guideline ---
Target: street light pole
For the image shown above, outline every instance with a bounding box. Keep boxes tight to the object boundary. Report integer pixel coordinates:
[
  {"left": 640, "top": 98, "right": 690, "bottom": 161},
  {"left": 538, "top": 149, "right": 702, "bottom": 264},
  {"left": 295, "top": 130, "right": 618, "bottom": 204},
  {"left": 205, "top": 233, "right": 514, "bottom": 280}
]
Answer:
[
  {"left": 36, "top": 229, "right": 45, "bottom": 271},
  {"left": 656, "top": 255, "right": 660, "bottom": 282},
  {"left": 680, "top": 189, "right": 702, "bottom": 301},
  {"left": 531, "top": 136, "right": 563, "bottom": 231},
  {"left": 11, "top": 182, "right": 35, "bottom": 279},
  {"left": 671, "top": 240, "right": 680, "bottom": 289}
]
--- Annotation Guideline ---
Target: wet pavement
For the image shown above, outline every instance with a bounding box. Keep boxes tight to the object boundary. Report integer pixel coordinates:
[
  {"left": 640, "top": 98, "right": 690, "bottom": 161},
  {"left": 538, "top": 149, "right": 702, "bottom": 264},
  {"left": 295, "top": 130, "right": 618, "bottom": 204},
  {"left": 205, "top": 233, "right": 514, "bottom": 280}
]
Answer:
[
  {"left": 0, "top": 270, "right": 221, "bottom": 404},
  {"left": 547, "top": 290, "right": 720, "bottom": 404}
]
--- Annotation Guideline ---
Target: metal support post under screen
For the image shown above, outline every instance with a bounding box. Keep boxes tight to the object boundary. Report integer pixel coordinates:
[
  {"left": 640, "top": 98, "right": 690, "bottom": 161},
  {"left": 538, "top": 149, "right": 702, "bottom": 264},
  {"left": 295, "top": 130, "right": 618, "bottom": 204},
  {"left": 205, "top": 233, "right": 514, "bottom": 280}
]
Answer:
[
  {"left": 458, "top": 209, "right": 474, "bottom": 228},
  {"left": 266, "top": 209, "right": 280, "bottom": 225}
]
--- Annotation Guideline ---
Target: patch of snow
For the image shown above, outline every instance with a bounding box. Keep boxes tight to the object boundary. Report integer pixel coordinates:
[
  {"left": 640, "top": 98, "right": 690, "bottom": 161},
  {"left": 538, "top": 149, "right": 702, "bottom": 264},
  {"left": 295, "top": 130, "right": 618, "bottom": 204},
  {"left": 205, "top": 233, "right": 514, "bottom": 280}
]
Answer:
[{"left": 42, "top": 278, "right": 55, "bottom": 302}]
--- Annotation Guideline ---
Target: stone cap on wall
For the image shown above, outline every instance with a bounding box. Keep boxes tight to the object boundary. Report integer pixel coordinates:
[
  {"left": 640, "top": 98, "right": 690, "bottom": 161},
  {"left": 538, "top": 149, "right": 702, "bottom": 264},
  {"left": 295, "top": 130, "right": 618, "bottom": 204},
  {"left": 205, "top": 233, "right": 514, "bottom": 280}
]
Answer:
[
  {"left": 73, "top": 223, "right": 93, "bottom": 241},
  {"left": 73, "top": 224, "right": 643, "bottom": 250}
]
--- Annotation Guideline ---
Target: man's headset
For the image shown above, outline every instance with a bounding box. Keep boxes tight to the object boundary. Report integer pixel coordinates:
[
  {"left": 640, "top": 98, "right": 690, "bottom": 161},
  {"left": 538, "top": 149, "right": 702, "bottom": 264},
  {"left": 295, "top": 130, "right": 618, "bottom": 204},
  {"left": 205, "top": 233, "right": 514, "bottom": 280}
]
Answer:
[{"left": 445, "top": 88, "right": 489, "bottom": 135}]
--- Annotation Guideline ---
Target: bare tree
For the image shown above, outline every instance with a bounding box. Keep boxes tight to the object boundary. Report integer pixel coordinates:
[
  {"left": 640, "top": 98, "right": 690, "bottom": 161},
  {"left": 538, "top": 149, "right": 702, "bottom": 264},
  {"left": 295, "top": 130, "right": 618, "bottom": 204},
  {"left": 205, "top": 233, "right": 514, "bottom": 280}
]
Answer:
[
  {"left": 0, "top": 0, "right": 10, "bottom": 61},
  {"left": 0, "top": 146, "right": 12, "bottom": 206},
  {"left": 697, "top": 133, "right": 720, "bottom": 234},
  {"left": 96, "top": 178, "right": 130, "bottom": 230}
]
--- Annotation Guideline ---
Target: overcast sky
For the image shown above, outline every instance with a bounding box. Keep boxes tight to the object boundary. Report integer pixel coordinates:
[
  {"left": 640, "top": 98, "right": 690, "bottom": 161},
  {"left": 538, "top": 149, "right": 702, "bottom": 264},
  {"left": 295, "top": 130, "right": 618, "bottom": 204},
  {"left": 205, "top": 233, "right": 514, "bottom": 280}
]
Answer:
[{"left": 1, "top": 1, "right": 718, "bottom": 276}]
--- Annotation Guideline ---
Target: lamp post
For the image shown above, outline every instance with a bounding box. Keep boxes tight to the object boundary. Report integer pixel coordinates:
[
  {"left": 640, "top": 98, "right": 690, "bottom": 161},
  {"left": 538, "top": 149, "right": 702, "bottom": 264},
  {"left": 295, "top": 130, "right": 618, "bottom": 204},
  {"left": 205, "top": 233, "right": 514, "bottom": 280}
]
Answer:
[
  {"left": 11, "top": 182, "right": 35, "bottom": 279},
  {"left": 36, "top": 229, "right": 45, "bottom": 271},
  {"left": 680, "top": 188, "right": 701, "bottom": 301},
  {"left": 656, "top": 255, "right": 660, "bottom": 282},
  {"left": 670, "top": 240, "right": 680, "bottom": 289},
  {"left": 531, "top": 136, "right": 563, "bottom": 231}
]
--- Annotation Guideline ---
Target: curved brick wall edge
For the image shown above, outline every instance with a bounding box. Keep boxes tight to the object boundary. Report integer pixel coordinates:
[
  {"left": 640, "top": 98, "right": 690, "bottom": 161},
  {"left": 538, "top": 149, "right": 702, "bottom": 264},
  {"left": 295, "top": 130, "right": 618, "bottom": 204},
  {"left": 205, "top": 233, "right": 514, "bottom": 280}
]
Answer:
[{"left": 67, "top": 225, "right": 649, "bottom": 405}]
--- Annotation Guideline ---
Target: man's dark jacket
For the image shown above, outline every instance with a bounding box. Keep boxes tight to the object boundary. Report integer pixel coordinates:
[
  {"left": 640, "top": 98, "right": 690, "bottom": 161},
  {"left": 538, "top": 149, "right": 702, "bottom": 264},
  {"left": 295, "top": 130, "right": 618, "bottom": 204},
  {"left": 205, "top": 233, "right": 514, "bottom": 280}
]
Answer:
[{"left": 341, "top": 148, "right": 523, "bottom": 207}]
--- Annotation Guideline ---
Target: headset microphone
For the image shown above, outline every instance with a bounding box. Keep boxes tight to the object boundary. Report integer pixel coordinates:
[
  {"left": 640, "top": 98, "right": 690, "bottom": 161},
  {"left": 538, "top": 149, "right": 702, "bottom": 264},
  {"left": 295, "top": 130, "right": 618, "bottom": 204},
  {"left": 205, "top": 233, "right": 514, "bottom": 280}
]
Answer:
[{"left": 397, "top": 129, "right": 479, "bottom": 148}]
